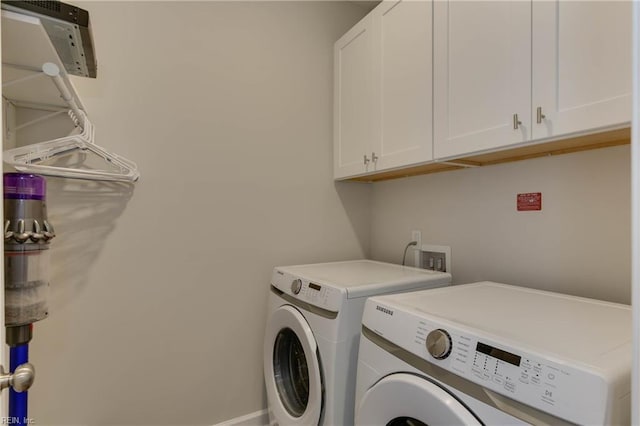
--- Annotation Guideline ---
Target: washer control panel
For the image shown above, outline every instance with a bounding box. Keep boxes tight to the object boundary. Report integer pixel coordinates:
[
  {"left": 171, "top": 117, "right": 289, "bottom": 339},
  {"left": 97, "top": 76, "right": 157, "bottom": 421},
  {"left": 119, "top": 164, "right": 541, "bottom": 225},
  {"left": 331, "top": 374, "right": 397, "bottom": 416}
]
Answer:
[
  {"left": 363, "top": 300, "right": 608, "bottom": 425},
  {"left": 428, "top": 329, "right": 598, "bottom": 423},
  {"left": 271, "top": 269, "right": 342, "bottom": 312}
]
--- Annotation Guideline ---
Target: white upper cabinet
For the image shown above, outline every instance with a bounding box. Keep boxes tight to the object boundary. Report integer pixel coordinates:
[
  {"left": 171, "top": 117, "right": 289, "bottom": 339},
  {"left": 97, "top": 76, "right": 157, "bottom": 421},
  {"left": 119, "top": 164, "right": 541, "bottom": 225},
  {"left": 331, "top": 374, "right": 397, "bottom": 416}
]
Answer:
[
  {"left": 532, "top": 0, "right": 631, "bottom": 140},
  {"left": 334, "top": 14, "right": 376, "bottom": 179},
  {"left": 373, "top": 0, "right": 432, "bottom": 172},
  {"left": 334, "top": 0, "right": 432, "bottom": 179},
  {"left": 433, "top": 1, "right": 532, "bottom": 159},
  {"left": 336, "top": 0, "right": 632, "bottom": 181},
  {"left": 434, "top": 0, "right": 631, "bottom": 160}
]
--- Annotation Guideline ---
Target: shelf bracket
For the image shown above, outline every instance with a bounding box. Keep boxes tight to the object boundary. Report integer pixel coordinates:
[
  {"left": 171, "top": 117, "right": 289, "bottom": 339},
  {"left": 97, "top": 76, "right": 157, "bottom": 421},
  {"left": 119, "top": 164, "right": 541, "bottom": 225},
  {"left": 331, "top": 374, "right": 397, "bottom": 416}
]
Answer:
[{"left": 41, "top": 63, "right": 85, "bottom": 130}]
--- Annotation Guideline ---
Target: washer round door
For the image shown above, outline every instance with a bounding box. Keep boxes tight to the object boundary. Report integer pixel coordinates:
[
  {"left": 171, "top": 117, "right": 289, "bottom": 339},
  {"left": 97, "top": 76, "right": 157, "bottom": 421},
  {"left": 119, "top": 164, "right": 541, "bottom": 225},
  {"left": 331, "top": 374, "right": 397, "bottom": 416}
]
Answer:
[
  {"left": 264, "top": 305, "right": 323, "bottom": 425},
  {"left": 356, "top": 373, "right": 482, "bottom": 426}
]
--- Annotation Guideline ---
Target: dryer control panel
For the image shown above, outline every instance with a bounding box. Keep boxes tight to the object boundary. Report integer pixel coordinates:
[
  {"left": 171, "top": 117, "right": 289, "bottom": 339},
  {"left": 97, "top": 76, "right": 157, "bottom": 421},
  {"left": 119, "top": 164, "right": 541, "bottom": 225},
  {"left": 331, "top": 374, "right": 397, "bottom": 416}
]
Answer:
[
  {"left": 271, "top": 269, "right": 343, "bottom": 312},
  {"left": 363, "top": 300, "right": 610, "bottom": 426}
]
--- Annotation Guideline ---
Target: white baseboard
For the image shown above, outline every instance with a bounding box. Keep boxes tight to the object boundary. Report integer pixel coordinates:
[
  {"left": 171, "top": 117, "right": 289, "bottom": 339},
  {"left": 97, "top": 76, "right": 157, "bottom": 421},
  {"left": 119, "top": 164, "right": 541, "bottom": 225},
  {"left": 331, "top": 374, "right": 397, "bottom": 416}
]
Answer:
[{"left": 213, "top": 408, "right": 269, "bottom": 426}]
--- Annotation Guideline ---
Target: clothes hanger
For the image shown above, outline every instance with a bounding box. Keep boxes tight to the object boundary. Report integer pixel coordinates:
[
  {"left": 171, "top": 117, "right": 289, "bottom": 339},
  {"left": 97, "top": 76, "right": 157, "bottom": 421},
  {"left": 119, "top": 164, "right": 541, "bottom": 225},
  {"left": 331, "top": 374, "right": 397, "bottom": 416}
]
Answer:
[{"left": 4, "top": 110, "right": 140, "bottom": 182}]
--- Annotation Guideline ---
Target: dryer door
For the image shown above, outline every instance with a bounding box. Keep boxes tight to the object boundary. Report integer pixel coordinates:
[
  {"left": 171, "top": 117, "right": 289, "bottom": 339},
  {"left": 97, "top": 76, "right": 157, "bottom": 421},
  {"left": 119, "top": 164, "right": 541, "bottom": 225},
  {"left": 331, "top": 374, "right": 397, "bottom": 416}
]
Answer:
[
  {"left": 356, "top": 373, "right": 482, "bottom": 426},
  {"left": 264, "top": 305, "right": 323, "bottom": 425}
]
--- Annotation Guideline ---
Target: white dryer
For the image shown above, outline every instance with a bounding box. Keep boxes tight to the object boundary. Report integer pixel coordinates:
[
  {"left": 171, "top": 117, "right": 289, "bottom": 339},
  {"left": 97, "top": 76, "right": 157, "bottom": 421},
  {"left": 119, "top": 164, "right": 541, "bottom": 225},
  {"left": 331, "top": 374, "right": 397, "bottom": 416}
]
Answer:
[
  {"left": 355, "top": 282, "right": 631, "bottom": 425},
  {"left": 263, "top": 260, "right": 451, "bottom": 426}
]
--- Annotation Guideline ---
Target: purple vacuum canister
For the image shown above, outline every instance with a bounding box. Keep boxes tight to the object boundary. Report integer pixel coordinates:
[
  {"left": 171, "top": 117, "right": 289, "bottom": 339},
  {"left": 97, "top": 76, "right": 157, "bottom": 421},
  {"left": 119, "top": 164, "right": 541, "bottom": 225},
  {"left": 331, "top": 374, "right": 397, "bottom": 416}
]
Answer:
[
  {"left": 3, "top": 173, "right": 46, "bottom": 201},
  {"left": 3, "top": 173, "right": 54, "bottom": 329}
]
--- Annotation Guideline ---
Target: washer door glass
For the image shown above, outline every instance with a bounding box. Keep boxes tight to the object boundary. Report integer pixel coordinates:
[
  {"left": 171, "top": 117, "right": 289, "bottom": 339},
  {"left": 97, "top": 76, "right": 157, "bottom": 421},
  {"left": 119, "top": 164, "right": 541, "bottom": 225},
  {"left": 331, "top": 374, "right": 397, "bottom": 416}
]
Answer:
[
  {"left": 273, "top": 327, "right": 310, "bottom": 417},
  {"left": 264, "top": 305, "right": 323, "bottom": 425},
  {"left": 387, "top": 418, "right": 427, "bottom": 426},
  {"left": 356, "top": 373, "right": 482, "bottom": 425}
]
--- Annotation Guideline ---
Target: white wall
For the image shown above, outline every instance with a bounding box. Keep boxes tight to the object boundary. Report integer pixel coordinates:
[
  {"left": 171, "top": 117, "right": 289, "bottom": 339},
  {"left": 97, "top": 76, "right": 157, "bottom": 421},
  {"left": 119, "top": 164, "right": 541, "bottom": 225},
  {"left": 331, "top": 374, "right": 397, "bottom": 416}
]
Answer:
[
  {"left": 19, "top": 2, "right": 371, "bottom": 424},
  {"left": 10, "top": 1, "right": 631, "bottom": 424},
  {"left": 371, "top": 145, "right": 631, "bottom": 304}
]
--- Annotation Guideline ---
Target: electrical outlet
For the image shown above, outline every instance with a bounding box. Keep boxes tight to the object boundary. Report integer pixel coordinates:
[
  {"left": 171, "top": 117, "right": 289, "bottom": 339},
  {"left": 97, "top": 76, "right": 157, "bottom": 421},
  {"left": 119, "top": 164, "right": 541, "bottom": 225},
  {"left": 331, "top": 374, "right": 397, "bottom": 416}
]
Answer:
[
  {"left": 411, "top": 230, "right": 421, "bottom": 247},
  {"left": 420, "top": 244, "right": 451, "bottom": 273},
  {"left": 411, "top": 230, "right": 422, "bottom": 266}
]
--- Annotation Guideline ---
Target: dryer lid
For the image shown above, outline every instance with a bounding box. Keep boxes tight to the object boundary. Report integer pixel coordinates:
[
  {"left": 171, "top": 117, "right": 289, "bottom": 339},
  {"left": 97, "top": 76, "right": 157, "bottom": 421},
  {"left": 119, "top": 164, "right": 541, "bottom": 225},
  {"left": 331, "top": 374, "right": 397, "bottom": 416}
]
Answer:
[
  {"left": 274, "top": 260, "right": 451, "bottom": 299},
  {"left": 368, "top": 281, "right": 631, "bottom": 364}
]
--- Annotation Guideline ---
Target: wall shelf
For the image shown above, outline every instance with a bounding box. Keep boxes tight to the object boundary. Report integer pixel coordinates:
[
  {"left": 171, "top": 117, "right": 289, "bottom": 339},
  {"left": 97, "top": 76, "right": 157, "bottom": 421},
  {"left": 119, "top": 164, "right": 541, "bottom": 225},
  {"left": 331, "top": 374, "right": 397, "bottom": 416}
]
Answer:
[
  {"left": 2, "top": 9, "right": 140, "bottom": 183},
  {"left": 2, "top": 10, "right": 84, "bottom": 111}
]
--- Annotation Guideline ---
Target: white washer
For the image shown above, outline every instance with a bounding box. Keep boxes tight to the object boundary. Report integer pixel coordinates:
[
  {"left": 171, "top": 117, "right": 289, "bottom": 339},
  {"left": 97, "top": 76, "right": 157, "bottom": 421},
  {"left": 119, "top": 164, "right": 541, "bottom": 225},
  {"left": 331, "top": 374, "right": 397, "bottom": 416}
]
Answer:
[
  {"left": 355, "top": 282, "right": 631, "bottom": 425},
  {"left": 263, "top": 259, "right": 451, "bottom": 426}
]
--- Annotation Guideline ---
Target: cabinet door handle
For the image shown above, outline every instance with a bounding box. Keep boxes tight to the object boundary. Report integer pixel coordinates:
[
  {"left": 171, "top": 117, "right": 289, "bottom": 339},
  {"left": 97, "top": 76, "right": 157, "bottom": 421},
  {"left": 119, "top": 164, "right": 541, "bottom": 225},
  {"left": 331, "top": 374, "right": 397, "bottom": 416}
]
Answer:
[
  {"left": 364, "top": 154, "right": 370, "bottom": 165},
  {"left": 536, "top": 107, "right": 546, "bottom": 124},
  {"left": 513, "top": 114, "right": 522, "bottom": 130},
  {"left": 372, "top": 152, "right": 379, "bottom": 163}
]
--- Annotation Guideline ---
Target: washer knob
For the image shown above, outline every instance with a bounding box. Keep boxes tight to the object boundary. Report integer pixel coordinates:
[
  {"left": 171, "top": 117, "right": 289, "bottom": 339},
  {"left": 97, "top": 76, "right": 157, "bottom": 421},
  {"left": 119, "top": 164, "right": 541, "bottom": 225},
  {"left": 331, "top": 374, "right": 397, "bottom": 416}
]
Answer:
[
  {"left": 291, "top": 279, "right": 302, "bottom": 295},
  {"left": 426, "top": 329, "right": 452, "bottom": 360}
]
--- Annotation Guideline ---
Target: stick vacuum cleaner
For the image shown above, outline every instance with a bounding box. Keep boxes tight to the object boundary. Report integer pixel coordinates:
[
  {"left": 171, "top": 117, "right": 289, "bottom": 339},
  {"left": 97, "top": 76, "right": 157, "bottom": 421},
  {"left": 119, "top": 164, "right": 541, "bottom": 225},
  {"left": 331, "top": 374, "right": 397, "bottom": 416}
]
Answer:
[{"left": 3, "top": 173, "right": 55, "bottom": 424}]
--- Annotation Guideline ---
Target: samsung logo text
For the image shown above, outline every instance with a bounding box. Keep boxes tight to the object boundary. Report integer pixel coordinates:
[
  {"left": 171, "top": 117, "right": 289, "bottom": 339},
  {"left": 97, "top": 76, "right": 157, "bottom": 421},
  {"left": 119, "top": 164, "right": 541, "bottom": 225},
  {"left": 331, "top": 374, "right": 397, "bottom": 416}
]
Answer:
[{"left": 376, "top": 306, "right": 394, "bottom": 316}]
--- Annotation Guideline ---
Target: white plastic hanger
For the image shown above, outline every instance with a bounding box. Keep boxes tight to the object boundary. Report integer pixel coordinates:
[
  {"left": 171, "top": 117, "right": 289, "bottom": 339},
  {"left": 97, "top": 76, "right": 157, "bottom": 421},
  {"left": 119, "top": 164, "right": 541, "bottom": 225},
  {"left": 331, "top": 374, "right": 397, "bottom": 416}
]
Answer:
[
  {"left": 3, "top": 63, "right": 140, "bottom": 182},
  {"left": 4, "top": 110, "right": 140, "bottom": 182}
]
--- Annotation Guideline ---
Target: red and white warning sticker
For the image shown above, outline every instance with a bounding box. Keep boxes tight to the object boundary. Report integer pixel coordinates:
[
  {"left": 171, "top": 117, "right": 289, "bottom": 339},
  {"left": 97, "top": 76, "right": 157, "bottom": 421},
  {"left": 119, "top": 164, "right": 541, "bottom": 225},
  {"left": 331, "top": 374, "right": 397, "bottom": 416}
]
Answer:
[{"left": 517, "top": 192, "right": 542, "bottom": 211}]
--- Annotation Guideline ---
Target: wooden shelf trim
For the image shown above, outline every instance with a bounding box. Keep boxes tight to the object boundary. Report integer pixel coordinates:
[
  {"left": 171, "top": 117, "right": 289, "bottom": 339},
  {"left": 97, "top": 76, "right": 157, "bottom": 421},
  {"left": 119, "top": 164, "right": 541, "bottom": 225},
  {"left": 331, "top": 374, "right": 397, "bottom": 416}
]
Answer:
[{"left": 347, "top": 127, "right": 631, "bottom": 183}]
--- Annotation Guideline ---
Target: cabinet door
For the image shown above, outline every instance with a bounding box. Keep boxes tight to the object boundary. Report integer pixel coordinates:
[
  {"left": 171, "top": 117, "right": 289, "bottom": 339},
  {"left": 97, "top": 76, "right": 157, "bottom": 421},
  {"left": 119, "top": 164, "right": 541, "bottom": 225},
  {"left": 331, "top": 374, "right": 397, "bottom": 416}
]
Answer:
[
  {"left": 433, "top": 1, "right": 531, "bottom": 159},
  {"left": 532, "top": 1, "right": 631, "bottom": 140},
  {"left": 373, "top": 0, "right": 432, "bottom": 171},
  {"left": 334, "top": 14, "right": 376, "bottom": 179}
]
